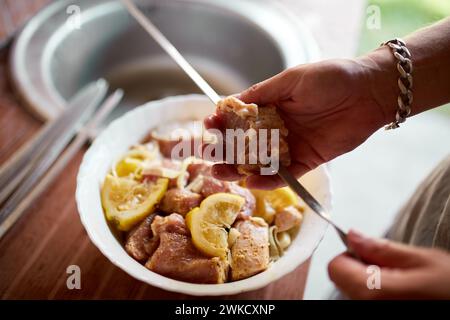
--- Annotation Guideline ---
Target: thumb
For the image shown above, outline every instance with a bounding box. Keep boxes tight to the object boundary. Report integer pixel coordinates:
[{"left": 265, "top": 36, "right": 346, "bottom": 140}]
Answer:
[
  {"left": 238, "top": 67, "right": 299, "bottom": 105},
  {"left": 347, "top": 230, "right": 428, "bottom": 268}
]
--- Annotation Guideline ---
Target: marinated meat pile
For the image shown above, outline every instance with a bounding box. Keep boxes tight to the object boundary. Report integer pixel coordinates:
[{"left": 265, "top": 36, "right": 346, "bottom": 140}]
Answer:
[
  {"left": 124, "top": 156, "right": 268, "bottom": 283},
  {"left": 216, "top": 96, "right": 291, "bottom": 175},
  {"left": 152, "top": 161, "right": 256, "bottom": 220},
  {"left": 107, "top": 117, "right": 302, "bottom": 284}
]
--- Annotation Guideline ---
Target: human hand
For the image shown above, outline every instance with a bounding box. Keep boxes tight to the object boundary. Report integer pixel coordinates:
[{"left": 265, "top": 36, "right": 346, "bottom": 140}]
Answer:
[
  {"left": 328, "top": 230, "right": 450, "bottom": 300},
  {"left": 205, "top": 56, "right": 396, "bottom": 189}
]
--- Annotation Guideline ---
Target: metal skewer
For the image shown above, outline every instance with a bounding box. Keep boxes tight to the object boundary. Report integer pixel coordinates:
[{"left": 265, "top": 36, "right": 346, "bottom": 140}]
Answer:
[
  {"left": 121, "top": 0, "right": 221, "bottom": 105},
  {"left": 277, "top": 166, "right": 349, "bottom": 246}
]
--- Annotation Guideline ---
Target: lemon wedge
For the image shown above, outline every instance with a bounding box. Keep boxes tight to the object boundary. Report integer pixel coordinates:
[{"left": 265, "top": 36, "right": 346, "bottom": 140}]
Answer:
[
  {"left": 252, "top": 187, "right": 299, "bottom": 224},
  {"left": 186, "top": 193, "right": 245, "bottom": 258},
  {"left": 101, "top": 174, "right": 168, "bottom": 231},
  {"left": 115, "top": 157, "right": 143, "bottom": 177},
  {"left": 114, "top": 144, "right": 159, "bottom": 178}
]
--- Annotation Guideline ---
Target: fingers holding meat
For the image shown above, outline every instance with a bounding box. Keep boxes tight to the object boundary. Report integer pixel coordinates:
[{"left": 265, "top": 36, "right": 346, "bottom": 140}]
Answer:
[{"left": 211, "top": 96, "right": 291, "bottom": 176}]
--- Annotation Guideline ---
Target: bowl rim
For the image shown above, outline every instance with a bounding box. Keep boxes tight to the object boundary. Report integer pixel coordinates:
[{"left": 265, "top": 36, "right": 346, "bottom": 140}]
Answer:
[{"left": 76, "top": 94, "right": 331, "bottom": 296}]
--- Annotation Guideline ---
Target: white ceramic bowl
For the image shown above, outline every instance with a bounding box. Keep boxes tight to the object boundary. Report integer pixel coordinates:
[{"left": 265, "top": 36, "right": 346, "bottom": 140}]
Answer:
[{"left": 76, "top": 94, "right": 332, "bottom": 296}]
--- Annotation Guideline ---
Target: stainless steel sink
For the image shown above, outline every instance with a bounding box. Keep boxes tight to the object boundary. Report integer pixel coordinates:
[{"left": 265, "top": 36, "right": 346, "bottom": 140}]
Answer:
[{"left": 10, "top": 0, "right": 319, "bottom": 122}]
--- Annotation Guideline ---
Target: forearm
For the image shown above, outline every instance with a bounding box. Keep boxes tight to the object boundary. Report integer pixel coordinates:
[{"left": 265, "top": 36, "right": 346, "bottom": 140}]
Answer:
[{"left": 357, "top": 17, "right": 450, "bottom": 126}]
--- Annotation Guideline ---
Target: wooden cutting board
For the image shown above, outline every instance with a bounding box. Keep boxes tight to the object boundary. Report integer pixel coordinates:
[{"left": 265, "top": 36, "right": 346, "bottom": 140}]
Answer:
[{"left": 0, "top": 0, "right": 309, "bottom": 299}]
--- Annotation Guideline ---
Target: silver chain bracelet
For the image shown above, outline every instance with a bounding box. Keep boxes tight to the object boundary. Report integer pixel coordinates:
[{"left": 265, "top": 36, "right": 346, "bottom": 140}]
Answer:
[{"left": 381, "top": 38, "right": 413, "bottom": 130}]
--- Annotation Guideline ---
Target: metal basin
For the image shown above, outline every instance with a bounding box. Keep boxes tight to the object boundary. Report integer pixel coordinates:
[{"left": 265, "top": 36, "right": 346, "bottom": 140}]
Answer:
[{"left": 10, "top": 0, "right": 318, "bottom": 122}]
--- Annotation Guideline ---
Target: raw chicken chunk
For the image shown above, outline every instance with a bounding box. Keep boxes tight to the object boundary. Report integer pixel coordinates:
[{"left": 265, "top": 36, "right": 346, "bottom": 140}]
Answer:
[
  {"left": 275, "top": 206, "right": 303, "bottom": 232},
  {"left": 216, "top": 96, "right": 290, "bottom": 175},
  {"left": 186, "top": 162, "right": 255, "bottom": 219},
  {"left": 200, "top": 176, "right": 229, "bottom": 197},
  {"left": 146, "top": 213, "right": 228, "bottom": 284},
  {"left": 159, "top": 188, "right": 202, "bottom": 215},
  {"left": 227, "top": 183, "right": 256, "bottom": 219},
  {"left": 146, "top": 232, "right": 229, "bottom": 284},
  {"left": 187, "top": 162, "right": 212, "bottom": 182},
  {"left": 125, "top": 215, "right": 158, "bottom": 262},
  {"left": 151, "top": 213, "right": 190, "bottom": 236},
  {"left": 230, "top": 217, "right": 270, "bottom": 281}
]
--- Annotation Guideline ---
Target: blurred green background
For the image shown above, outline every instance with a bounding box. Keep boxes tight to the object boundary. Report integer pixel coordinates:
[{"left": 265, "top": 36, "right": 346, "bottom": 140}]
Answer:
[{"left": 359, "top": 0, "right": 450, "bottom": 116}]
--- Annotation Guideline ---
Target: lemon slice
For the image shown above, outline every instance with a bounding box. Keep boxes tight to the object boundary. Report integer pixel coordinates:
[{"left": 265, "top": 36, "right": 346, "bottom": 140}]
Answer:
[
  {"left": 114, "top": 144, "right": 159, "bottom": 178},
  {"left": 115, "top": 157, "right": 143, "bottom": 177},
  {"left": 186, "top": 193, "right": 245, "bottom": 258},
  {"left": 252, "top": 187, "right": 299, "bottom": 224},
  {"left": 101, "top": 174, "right": 168, "bottom": 231}
]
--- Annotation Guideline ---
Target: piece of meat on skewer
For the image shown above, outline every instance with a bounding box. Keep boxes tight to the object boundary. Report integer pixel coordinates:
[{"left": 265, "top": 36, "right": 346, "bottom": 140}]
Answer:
[{"left": 216, "top": 96, "right": 291, "bottom": 175}]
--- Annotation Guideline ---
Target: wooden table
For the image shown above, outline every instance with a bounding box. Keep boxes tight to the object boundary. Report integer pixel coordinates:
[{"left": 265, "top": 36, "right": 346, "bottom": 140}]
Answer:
[{"left": 0, "top": 0, "right": 310, "bottom": 299}]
